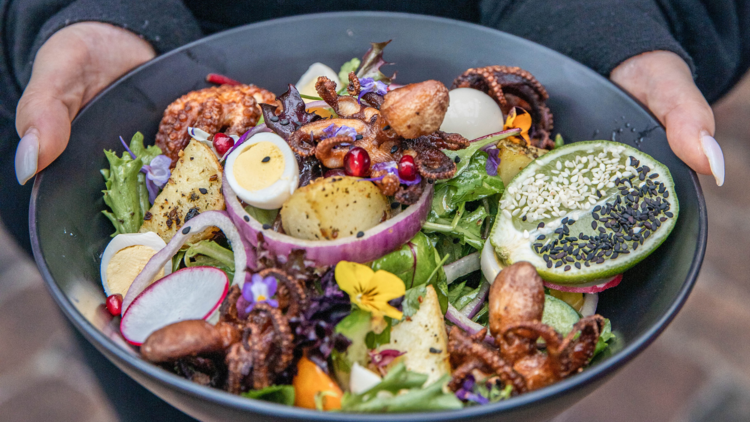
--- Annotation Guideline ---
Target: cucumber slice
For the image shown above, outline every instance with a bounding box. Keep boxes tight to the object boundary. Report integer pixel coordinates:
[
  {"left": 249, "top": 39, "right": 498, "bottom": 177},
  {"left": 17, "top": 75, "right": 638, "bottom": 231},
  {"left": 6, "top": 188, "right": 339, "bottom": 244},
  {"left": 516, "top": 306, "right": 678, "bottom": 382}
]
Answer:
[
  {"left": 490, "top": 141, "right": 678, "bottom": 284},
  {"left": 541, "top": 294, "right": 580, "bottom": 335}
]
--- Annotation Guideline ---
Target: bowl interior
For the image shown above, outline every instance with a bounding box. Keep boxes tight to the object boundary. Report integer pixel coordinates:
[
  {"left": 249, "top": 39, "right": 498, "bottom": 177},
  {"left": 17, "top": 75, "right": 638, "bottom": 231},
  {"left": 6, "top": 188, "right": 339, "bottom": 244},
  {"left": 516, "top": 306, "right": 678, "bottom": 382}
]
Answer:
[{"left": 30, "top": 12, "right": 705, "bottom": 421}]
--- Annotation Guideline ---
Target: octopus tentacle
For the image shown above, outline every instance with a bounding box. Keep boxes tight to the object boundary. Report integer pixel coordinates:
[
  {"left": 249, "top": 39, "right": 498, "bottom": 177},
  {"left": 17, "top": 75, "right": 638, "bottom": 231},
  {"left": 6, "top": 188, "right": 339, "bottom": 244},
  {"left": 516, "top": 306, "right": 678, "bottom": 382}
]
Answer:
[
  {"left": 448, "top": 326, "right": 527, "bottom": 394},
  {"left": 411, "top": 146, "right": 456, "bottom": 180},
  {"left": 394, "top": 180, "right": 425, "bottom": 206},
  {"left": 555, "top": 315, "right": 606, "bottom": 377},
  {"left": 447, "top": 358, "right": 486, "bottom": 392},
  {"left": 347, "top": 72, "right": 361, "bottom": 97},
  {"left": 314, "top": 135, "right": 354, "bottom": 169},
  {"left": 373, "top": 172, "right": 400, "bottom": 197},
  {"left": 452, "top": 65, "right": 554, "bottom": 149},
  {"left": 252, "top": 303, "right": 294, "bottom": 374},
  {"left": 156, "top": 84, "right": 275, "bottom": 165},
  {"left": 257, "top": 268, "right": 307, "bottom": 317}
]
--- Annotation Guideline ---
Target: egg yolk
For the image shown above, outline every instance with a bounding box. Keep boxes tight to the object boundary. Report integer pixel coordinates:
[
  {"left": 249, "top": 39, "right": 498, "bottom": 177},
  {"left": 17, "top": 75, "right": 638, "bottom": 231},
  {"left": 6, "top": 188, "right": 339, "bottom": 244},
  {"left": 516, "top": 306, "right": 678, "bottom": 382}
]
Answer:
[
  {"left": 106, "top": 245, "right": 164, "bottom": 296},
  {"left": 233, "top": 141, "right": 285, "bottom": 191}
]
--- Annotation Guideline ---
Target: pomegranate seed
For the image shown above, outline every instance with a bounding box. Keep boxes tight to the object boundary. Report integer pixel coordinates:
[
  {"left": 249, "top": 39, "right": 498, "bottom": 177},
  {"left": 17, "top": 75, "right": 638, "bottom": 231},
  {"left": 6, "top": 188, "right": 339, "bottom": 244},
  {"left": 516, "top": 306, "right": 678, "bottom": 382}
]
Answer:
[
  {"left": 344, "top": 147, "right": 371, "bottom": 177},
  {"left": 325, "top": 168, "right": 347, "bottom": 178},
  {"left": 398, "top": 155, "right": 417, "bottom": 181},
  {"left": 213, "top": 133, "right": 235, "bottom": 156},
  {"left": 106, "top": 294, "right": 123, "bottom": 316},
  {"left": 205, "top": 73, "right": 241, "bottom": 86}
]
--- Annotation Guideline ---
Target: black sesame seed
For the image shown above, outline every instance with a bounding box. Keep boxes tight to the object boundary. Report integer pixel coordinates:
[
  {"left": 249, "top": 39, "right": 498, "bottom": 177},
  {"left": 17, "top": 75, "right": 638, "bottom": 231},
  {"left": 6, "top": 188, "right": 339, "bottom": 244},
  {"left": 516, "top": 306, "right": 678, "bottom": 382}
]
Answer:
[
  {"left": 429, "top": 347, "right": 441, "bottom": 354},
  {"left": 269, "top": 115, "right": 280, "bottom": 122},
  {"left": 534, "top": 243, "right": 543, "bottom": 248},
  {"left": 263, "top": 224, "right": 272, "bottom": 230},
  {"left": 555, "top": 261, "right": 563, "bottom": 268},
  {"left": 594, "top": 205, "right": 601, "bottom": 212},
  {"left": 568, "top": 220, "right": 576, "bottom": 225},
  {"left": 566, "top": 256, "right": 575, "bottom": 262},
  {"left": 537, "top": 235, "right": 546, "bottom": 240},
  {"left": 357, "top": 231, "right": 365, "bottom": 238},
  {"left": 612, "top": 252, "right": 619, "bottom": 259},
  {"left": 639, "top": 173, "right": 646, "bottom": 181},
  {"left": 243, "top": 215, "right": 250, "bottom": 222},
  {"left": 199, "top": 188, "right": 208, "bottom": 194},
  {"left": 522, "top": 215, "right": 527, "bottom": 222},
  {"left": 598, "top": 227, "right": 606, "bottom": 233},
  {"left": 564, "top": 265, "right": 571, "bottom": 271},
  {"left": 279, "top": 118, "right": 290, "bottom": 125},
  {"left": 643, "top": 231, "right": 651, "bottom": 239},
  {"left": 355, "top": 134, "right": 364, "bottom": 140},
  {"left": 665, "top": 212, "right": 674, "bottom": 218},
  {"left": 592, "top": 221, "right": 598, "bottom": 230},
  {"left": 181, "top": 226, "right": 191, "bottom": 234},
  {"left": 261, "top": 156, "right": 271, "bottom": 163},
  {"left": 390, "top": 145, "right": 398, "bottom": 153},
  {"left": 454, "top": 156, "right": 461, "bottom": 164},
  {"left": 597, "top": 190, "right": 603, "bottom": 198},
  {"left": 562, "top": 217, "right": 569, "bottom": 224},
  {"left": 575, "top": 262, "right": 581, "bottom": 269},
  {"left": 383, "top": 125, "right": 391, "bottom": 131},
  {"left": 649, "top": 173, "right": 659, "bottom": 179},
  {"left": 585, "top": 261, "right": 591, "bottom": 267},
  {"left": 538, "top": 222, "right": 545, "bottom": 229},
  {"left": 547, "top": 261, "right": 553, "bottom": 268},
  {"left": 391, "top": 201, "right": 401, "bottom": 209},
  {"left": 664, "top": 191, "right": 669, "bottom": 198}
]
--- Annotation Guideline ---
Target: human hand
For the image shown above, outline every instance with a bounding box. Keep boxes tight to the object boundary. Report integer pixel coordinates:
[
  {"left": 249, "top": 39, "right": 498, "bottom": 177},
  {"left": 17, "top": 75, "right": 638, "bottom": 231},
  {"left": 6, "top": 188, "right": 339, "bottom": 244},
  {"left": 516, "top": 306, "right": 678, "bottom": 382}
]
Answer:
[
  {"left": 611, "top": 50, "right": 725, "bottom": 186},
  {"left": 15, "top": 22, "right": 155, "bottom": 185}
]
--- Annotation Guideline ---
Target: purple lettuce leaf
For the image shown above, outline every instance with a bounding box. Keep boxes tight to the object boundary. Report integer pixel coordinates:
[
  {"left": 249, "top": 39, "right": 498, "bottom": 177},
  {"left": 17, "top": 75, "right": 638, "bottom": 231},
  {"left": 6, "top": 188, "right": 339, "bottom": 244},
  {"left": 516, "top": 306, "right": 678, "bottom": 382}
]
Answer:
[
  {"left": 260, "top": 84, "right": 322, "bottom": 140},
  {"left": 356, "top": 40, "right": 396, "bottom": 84}
]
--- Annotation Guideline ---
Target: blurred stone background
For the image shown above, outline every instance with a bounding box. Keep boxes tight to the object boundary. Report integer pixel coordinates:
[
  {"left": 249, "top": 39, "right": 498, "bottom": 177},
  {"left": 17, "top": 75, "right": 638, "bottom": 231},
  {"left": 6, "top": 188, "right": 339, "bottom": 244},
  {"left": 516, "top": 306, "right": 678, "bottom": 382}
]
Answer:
[{"left": 0, "top": 73, "right": 748, "bottom": 421}]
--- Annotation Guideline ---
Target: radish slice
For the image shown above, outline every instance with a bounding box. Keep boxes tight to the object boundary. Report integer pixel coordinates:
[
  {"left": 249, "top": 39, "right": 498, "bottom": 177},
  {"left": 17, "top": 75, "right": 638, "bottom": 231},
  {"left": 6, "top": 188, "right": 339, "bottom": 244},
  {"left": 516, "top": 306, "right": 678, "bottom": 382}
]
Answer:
[
  {"left": 223, "top": 174, "right": 432, "bottom": 266},
  {"left": 122, "top": 211, "right": 252, "bottom": 314},
  {"left": 444, "top": 252, "right": 480, "bottom": 284},
  {"left": 580, "top": 293, "right": 599, "bottom": 317},
  {"left": 120, "top": 267, "right": 229, "bottom": 345},
  {"left": 543, "top": 274, "right": 623, "bottom": 294}
]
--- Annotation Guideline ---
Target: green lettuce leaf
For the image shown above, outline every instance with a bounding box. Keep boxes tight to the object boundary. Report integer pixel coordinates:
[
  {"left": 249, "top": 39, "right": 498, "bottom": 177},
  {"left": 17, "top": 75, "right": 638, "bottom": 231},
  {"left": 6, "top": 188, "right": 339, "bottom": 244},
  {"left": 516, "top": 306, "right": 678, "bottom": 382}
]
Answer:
[
  {"left": 340, "top": 363, "right": 463, "bottom": 412},
  {"left": 338, "top": 57, "right": 361, "bottom": 86},
  {"left": 402, "top": 285, "right": 427, "bottom": 319},
  {"left": 593, "top": 318, "right": 615, "bottom": 357},
  {"left": 242, "top": 385, "right": 295, "bottom": 406},
  {"left": 371, "top": 232, "right": 448, "bottom": 313},
  {"left": 183, "top": 240, "right": 235, "bottom": 279},
  {"left": 101, "top": 132, "right": 159, "bottom": 236},
  {"left": 244, "top": 205, "right": 278, "bottom": 226}
]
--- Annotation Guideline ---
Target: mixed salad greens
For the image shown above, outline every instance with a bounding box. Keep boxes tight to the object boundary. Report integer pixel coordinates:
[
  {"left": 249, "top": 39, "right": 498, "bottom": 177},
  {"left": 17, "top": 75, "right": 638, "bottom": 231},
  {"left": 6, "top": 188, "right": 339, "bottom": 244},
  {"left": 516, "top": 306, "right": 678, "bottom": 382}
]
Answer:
[{"left": 97, "top": 41, "right": 677, "bottom": 413}]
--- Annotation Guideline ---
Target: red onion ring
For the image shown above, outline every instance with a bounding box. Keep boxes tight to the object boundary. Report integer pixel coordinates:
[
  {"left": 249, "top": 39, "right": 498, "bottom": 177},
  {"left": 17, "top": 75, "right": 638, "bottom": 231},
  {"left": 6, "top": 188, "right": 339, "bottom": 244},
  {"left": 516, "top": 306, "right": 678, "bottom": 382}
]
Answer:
[
  {"left": 223, "top": 175, "right": 432, "bottom": 266},
  {"left": 444, "top": 252, "right": 480, "bottom": 284},
  {"left": 445, "top": 304, "right": 494, "bottom": 345},
  {"left": 543, "top": 274, "right": 623, "bottom": 294},
  {"left": 460, "top": 281, "right": 490, "bottom": 319},
  {"left": 122, "top": 211, "right": 253, "bottom": 314}
]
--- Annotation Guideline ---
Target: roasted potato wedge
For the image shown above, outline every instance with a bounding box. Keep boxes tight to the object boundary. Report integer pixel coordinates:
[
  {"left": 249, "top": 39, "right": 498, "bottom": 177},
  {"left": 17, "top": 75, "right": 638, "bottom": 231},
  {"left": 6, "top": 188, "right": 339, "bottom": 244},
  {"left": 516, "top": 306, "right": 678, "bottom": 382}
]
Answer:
[
  {"left": 280, "top": 176, "right": 390, "bottom": 241},
  {"left": 140, "top": 140, "right": 224, "bottom": 242},
  {"left": 377, "top": 285, "right": 451, "bottom": 385},
  {"left": 498, "top": 139, "right": 548, "bottom": 186}
]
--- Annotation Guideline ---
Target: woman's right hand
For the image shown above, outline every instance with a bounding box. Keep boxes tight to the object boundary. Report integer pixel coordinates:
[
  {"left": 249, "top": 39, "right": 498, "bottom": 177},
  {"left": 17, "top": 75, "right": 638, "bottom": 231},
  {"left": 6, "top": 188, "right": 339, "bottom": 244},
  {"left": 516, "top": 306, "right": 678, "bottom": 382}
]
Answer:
[{"left": 15, "top": 22, "right": 155, "bottom": 185}]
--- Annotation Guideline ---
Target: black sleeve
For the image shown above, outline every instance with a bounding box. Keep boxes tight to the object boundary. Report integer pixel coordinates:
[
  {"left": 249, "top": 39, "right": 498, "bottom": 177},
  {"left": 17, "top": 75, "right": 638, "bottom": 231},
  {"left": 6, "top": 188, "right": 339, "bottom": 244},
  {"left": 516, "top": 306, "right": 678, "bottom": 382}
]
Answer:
[{"left": 480, "top": 0, "right": 750, "bottom": 103}]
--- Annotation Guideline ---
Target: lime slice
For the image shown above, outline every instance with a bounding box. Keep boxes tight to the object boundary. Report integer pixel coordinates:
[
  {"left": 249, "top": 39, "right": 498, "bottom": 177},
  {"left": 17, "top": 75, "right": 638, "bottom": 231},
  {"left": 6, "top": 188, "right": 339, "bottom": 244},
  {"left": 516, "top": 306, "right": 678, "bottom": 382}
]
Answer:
[{"left": 489, "top": 141, "right": 679, "bottom": 284}]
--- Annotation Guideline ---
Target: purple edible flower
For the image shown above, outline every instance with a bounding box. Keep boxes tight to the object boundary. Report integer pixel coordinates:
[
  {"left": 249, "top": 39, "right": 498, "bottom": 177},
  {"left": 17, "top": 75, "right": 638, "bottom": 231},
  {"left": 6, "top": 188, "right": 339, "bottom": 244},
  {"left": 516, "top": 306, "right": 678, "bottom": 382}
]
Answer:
[
  {"left": 322, "top": 123, "right": 358, "bottom": 141},
  {"left": 481, "top": 144, "right": 501, "bottom": 176},
  {"left": 358, "top": 77, "right": 388, "bottom": 102},
  {"left": 361, "top": 161, "right": 422, "bottom": 186},
  {"left": 455, "top": 375, "right": 490, "bottom": 405},
  {"left": 241, "top": 273, "right": 279, "bottom": 314},
  {"left": 141, "top": 155, "right": 171, "bottom": 203}
]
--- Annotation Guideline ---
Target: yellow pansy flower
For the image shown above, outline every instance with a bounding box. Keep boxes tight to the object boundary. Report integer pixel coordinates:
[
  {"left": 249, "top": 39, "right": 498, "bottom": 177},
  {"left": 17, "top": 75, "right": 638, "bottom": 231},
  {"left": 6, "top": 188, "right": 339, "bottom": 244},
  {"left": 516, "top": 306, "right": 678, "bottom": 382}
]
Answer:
[
  {"left": 503, "top": 106, "right": 532, "bottom": 144},
  {"left": 334, "top": 261, "right": 405, "bottom": 321}
]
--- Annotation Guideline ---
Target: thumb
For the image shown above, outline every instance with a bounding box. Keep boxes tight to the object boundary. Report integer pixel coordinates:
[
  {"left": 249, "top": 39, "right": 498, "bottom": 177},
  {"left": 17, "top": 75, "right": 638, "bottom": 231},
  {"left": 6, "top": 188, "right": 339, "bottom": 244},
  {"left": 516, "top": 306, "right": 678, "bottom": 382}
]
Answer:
[
  {"left": 611, "top": 51, "right": 724, "bottom": 186},
  {"left": 14, "top": 22, "right": 155, "bottom": 185}
]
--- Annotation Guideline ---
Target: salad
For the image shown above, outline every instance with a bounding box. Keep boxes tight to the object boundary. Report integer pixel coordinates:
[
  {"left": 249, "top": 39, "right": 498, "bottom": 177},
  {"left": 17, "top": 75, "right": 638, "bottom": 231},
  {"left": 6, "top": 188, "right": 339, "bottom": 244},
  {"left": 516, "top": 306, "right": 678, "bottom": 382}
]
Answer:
[{"left": 98, "top": 41, "right": 678, "bottom": 412}]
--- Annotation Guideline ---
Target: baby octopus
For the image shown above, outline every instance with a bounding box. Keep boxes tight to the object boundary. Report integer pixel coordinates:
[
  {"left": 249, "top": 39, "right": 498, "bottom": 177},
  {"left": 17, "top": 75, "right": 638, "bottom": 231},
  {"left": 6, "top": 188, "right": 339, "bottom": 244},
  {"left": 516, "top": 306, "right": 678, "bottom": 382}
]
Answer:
[
  {"left": 448, "top": 262, "right": 605, "bottom": 394},
  {"left": 283, "top": 74, "right": 469, "bottom": 203},
  {"left": 452, "top": 66, "right": 555, "bottom": 149},
  {"left": 140, "top": 268, "right": 305, "bottom": 393},
  {"left": 155, "top": 84, "right": 276, "bottom": 165}
]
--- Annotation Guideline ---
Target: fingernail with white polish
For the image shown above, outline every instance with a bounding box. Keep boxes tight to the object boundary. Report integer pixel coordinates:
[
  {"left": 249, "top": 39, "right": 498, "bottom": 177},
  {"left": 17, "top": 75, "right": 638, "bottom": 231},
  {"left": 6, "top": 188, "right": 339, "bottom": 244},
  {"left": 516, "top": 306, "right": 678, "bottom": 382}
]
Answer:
[
  {"left": 701, "top": 132, "right": 725, "bottom": 186},
  {"left": 15, "top": 129, "right": 39, "bottom": 185}
]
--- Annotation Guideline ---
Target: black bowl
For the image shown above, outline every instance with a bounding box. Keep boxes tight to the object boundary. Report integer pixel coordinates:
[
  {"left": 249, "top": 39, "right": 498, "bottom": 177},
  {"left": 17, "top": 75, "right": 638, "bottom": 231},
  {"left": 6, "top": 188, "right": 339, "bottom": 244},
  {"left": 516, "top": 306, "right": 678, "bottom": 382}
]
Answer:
[{"left": 30, "top": 12, "right": 706, "bottom": 422}]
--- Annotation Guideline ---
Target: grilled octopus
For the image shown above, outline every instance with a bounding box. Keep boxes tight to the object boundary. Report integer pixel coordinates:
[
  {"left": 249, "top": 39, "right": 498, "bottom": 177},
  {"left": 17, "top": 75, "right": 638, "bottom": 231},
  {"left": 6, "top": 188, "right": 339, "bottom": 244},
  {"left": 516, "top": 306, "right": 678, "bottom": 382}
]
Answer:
[{"left": 448, "top": 262, "right": 606, "bottom": 394}]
